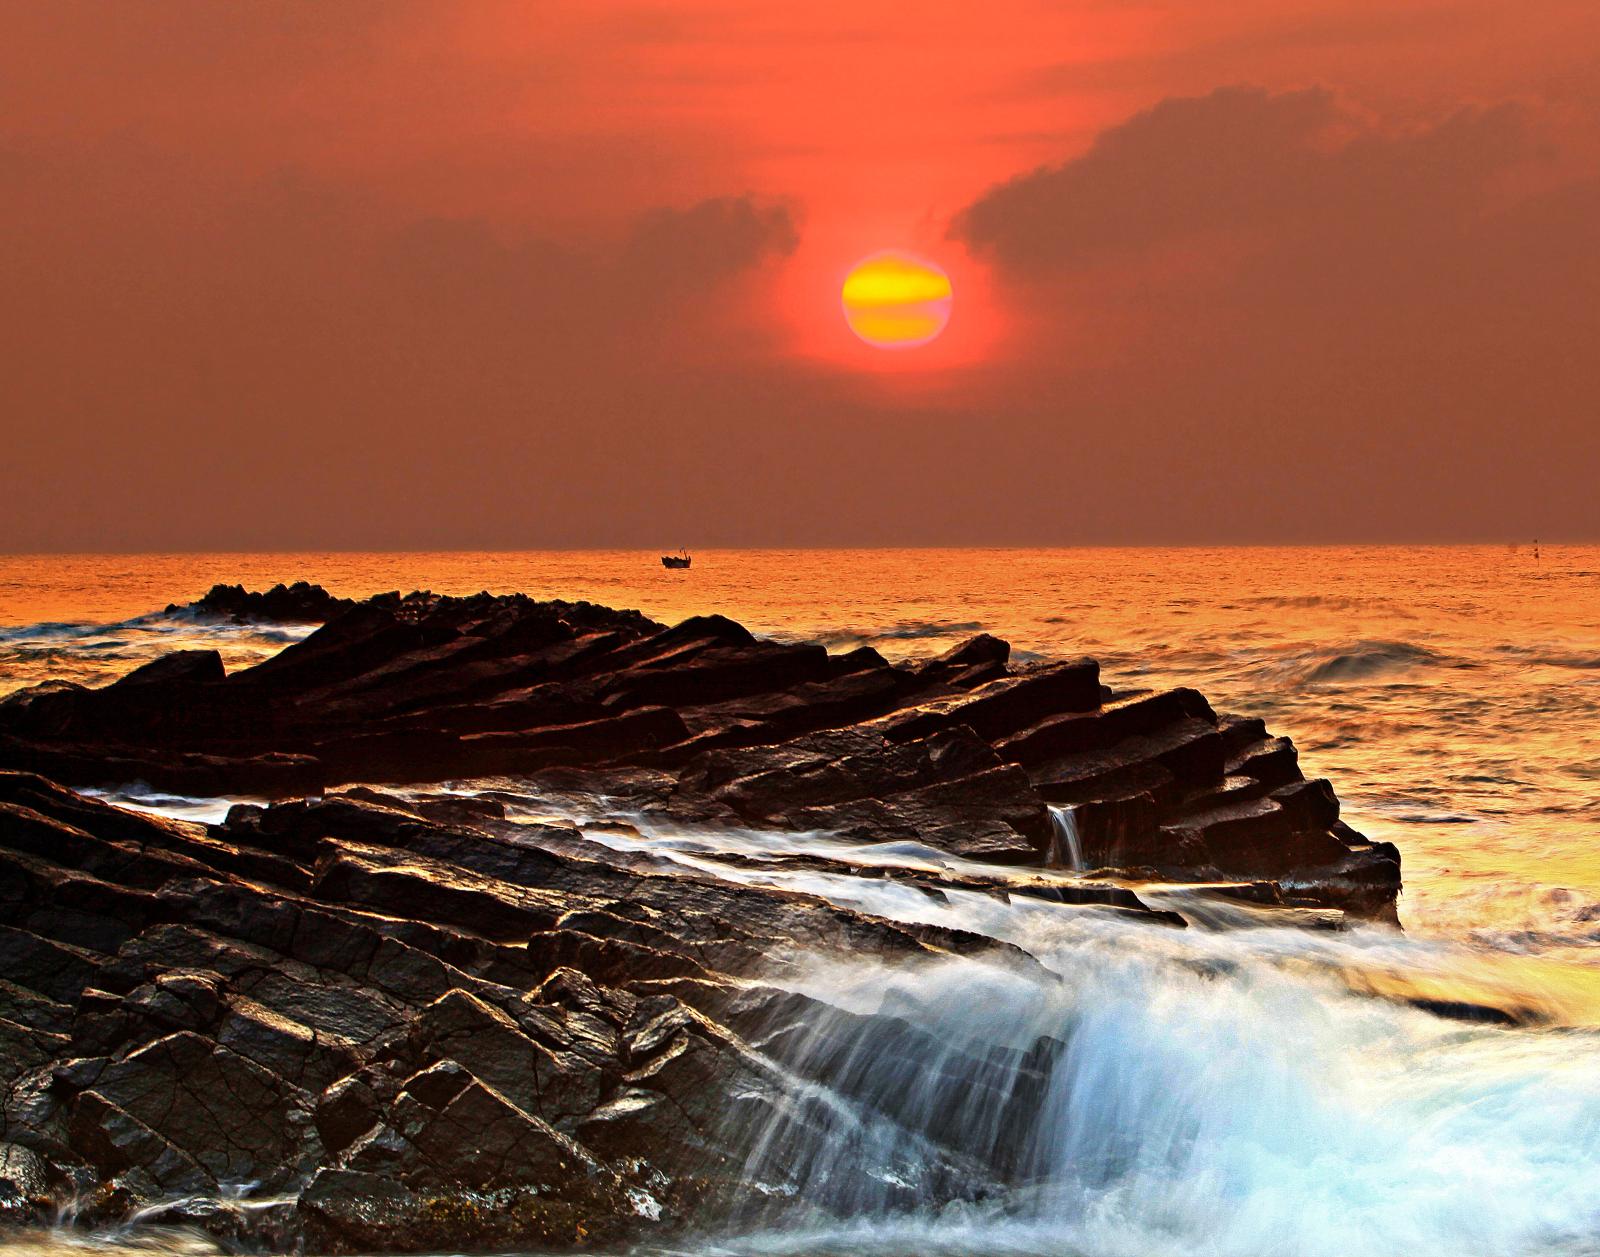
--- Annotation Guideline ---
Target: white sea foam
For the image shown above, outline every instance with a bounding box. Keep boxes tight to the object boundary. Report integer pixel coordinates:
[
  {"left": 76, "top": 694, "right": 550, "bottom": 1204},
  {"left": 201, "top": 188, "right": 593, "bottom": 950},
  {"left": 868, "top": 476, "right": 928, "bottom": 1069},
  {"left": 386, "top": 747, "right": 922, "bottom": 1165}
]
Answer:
[{"left": 707, "top": 883, "right": 1600, "bottom": 1257}]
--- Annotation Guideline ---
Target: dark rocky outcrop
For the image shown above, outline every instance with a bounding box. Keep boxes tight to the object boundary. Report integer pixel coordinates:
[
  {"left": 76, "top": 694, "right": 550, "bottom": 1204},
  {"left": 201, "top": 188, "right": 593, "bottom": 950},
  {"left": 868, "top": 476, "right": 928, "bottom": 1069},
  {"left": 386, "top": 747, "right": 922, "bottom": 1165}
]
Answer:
[
  {"left": 0, "top": 586, "right": 1399, "bottom": 919},
  {"left": 0, "top": 585, "right": 1406, "bottom": 1250},
  {"left": 0, "top": 771, "right": 1137, "bottom": 1250},
  {"left": 166, "top": 581, "right": 356, "bottom": 623}
]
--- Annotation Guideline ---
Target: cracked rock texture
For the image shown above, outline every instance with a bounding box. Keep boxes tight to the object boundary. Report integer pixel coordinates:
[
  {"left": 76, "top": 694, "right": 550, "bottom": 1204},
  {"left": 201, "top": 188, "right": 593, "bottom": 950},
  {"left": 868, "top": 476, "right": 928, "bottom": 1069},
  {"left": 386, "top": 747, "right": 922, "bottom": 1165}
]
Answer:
[
  {"left": 0, "top": 586, "right": 1398, "bottom": 917},
  {"left": 0, "top": 587, "right": 1402, "bottom": 1250}
]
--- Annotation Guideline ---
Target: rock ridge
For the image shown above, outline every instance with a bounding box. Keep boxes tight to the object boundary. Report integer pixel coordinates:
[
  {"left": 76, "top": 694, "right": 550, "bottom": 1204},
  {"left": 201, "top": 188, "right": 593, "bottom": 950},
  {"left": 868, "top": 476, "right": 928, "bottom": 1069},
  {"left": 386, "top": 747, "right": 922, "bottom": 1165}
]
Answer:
[
  {"left": 0, "top": 585, "right": 1398, "bottom": 918},
  {"left": 0, "top": 584, "right": 1405, "bottom": 1250}
]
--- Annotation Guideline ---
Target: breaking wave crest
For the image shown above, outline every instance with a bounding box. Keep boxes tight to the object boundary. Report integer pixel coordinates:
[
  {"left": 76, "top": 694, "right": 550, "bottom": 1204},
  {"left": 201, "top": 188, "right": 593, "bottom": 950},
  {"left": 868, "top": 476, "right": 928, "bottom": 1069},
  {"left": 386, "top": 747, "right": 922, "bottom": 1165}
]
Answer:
[
  {"left": 1254, "top": 640, "right": 1451, "bottom": 687},
  {"left": 0, "top": 613, "right": 314, "bottom": 696},
  {"left": 713, "top": 877, "right": 1600, "bottom": 1257},
  {"left": 789, "top": 620, "right": 988, "bottom": 655}
]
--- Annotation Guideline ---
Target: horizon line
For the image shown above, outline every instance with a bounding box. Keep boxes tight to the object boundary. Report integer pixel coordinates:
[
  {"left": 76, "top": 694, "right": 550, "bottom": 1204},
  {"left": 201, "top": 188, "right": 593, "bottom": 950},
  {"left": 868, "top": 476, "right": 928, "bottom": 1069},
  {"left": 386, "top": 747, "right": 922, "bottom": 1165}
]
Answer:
[{"left": 0, "top": 539, "right": 1585, "bottom": 561}]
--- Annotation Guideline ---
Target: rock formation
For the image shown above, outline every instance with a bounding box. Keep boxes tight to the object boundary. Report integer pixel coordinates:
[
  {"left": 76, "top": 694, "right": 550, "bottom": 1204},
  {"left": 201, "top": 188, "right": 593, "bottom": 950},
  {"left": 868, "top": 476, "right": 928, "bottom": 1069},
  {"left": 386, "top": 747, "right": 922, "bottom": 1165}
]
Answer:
[
  {"left": 0, "top": 586, "right": 1402, "bottom": 1250},
  {"left": 164, "top": 581, "right": 355, "bottom": 623},
  {"left": 0, "top": 771, "right": 1071, "bottom": 1249},
  {"left": 0, "top": 587, "right": 1398, "bottom": 918}
]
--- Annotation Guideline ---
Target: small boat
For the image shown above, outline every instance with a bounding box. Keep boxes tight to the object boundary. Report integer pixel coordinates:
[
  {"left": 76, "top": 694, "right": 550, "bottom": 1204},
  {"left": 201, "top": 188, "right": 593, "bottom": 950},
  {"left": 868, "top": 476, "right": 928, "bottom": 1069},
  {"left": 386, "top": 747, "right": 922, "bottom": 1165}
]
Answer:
[{"left": 661, "top": 550, "right": 691, "bottom": 569}]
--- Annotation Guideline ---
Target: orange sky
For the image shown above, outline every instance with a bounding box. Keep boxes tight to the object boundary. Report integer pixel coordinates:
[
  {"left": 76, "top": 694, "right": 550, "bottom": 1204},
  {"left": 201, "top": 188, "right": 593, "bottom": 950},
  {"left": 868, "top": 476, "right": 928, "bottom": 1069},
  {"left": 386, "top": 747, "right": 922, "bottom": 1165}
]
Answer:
[{"left": 2, "top": 0, "right": 1598, "bottom": 549}]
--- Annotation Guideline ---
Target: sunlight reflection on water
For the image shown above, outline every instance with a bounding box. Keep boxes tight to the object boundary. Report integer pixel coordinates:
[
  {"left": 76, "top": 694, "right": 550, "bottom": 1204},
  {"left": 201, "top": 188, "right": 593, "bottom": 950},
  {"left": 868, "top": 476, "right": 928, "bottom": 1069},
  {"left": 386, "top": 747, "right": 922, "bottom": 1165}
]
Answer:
[{"left": 3, "top": 546, "right": 1598, "bottom": 944}]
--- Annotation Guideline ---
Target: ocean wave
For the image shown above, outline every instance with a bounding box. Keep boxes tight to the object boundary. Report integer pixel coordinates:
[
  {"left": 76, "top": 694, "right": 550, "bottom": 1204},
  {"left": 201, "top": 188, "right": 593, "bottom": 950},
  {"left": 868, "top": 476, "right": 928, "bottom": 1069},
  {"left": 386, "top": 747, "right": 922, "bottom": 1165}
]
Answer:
[
  {"left": 1356, "top": 794, "right": 1487, "bottom": 826},
  {"left": 1460, "top": 886, "right": 1600, "bottom": 952},
  {"left": 1391, "top": 810, "right": 1482, "bottom": 825},
  {"left": 799, "top": 619, "right": 987, "bottom": 651},
  {"left": 1236, "top": 594, "right": 1417, "bottom": 616},
  {"left": 83, "top": 784, "right": 247, "bottom": 825},
  {"left": 8, "top": 643, "right": 133, "bottom": 660},
  {"left": 0, "top": 610, "right": 316, "bottom": 695},
  {"left": 0, "top": 619, "right": 118, "bottom": 644},
  {"left": 870, "top": 618, "right": 985, "bottom": 641},
  {"left": 1492, "top": 643, "right": 1600, "bottom": 671},
  {"left": 1254, "top": 640, "right": 1453, "bottom": 687},
  {"left": 1, "top": 608, "right": 301, "bottom": 644}
]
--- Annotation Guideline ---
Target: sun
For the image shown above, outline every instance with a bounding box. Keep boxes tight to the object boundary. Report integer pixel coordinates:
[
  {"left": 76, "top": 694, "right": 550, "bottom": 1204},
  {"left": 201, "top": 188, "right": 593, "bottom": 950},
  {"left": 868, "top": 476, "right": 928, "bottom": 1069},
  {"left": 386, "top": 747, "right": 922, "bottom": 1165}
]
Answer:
[{"left": 841, "top": 251, "right": 953, "bottom": 349}]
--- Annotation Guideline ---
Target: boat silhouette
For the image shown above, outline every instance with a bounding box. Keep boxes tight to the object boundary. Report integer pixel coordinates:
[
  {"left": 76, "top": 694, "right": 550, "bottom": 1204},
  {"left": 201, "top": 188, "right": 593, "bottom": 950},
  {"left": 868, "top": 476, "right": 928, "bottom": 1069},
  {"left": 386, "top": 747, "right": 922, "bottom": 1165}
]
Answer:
[{"left": 661, "top": 550, "right": 691, "bottom": 569}]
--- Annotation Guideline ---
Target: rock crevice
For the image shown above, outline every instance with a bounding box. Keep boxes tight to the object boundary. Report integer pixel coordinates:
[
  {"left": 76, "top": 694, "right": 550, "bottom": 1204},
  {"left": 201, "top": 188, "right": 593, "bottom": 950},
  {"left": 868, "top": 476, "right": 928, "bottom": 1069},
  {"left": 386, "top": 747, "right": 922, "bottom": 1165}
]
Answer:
[
  {"left": 0, "top": 586, "right": 1403, "bottom": 1250},
  {"left": 0, "top": 587, "right": 1398, "bottom": 915}
]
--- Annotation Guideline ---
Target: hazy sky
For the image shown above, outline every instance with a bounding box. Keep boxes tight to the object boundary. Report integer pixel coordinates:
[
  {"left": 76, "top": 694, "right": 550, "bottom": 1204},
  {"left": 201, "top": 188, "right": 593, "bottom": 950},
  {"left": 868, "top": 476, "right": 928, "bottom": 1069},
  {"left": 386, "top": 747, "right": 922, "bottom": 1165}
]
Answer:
[{"left": 3, "top": 0, "right": 1598, "bottom": 550}]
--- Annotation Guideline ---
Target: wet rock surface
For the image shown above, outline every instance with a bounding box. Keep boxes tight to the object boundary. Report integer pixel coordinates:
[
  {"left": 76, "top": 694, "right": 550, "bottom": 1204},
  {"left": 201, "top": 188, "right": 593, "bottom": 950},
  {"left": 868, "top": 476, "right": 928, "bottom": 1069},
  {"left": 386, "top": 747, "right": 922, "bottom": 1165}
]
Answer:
[
  {"left": 0, "top": 586, "right": 1397, "bottom": 917},
  {"left": 0, "top": 772, "right": 1045, "bottom": 1250},
  {"left": 0, "top": 586, "right": 1403, "bottom": 1250},
  {"left": 166, "top": 581, "right": 356, "bottom": 624}
]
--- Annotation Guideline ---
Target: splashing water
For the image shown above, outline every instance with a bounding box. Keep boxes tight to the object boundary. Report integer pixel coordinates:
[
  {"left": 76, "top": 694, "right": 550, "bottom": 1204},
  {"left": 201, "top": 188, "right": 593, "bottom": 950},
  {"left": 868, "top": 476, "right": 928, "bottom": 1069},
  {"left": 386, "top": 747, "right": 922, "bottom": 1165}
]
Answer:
[
  {"left": 717, "top": 942, "right": 1600, "bottom": 1257},
  {"left": 537, "top": 812, "right": 1600, "bottom": 1257}
]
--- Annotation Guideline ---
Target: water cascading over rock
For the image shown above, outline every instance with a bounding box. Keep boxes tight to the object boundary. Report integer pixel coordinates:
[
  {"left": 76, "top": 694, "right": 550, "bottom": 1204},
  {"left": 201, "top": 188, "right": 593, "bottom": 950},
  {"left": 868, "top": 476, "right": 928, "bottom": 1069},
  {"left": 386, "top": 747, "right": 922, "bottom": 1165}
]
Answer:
[{"left": 0, "top": 586, "right": 1438, "bottom": 1253}]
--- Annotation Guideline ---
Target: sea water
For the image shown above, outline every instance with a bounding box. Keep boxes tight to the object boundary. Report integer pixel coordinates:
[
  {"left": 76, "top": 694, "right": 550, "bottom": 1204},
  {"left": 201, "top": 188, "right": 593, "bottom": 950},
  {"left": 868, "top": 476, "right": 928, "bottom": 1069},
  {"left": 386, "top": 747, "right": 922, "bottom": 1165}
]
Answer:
[{"left": 2, "top": 545, "right": 1598, "bottom": 1255}]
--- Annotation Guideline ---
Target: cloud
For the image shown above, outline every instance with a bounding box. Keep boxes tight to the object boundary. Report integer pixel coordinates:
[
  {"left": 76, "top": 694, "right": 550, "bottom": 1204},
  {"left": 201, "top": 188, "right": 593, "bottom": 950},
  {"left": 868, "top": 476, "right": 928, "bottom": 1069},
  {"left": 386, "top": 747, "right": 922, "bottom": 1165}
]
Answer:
[
  {"left": 947, "top": 81, "right": 1600, "bottom": 367},
  {"left": 946, "top": 84, "right": 1599, "bottom": 370},
  {"left": 374, "top": 195, "right": 797, "bottom": 307},
  {"left": 0, "top": 166, "right": 811, "bottom": 550},
  {"left": 937, "top": 86, "right": 1600, "bottom": 542},
  {"left": 623, "top": 195, "right": 799, "bottom": 289},
  {"left": 951, "top": 86, "right": 1530, "bottom": 270},
  {"left": 366, "top": 195, "right": 799, "bottom": 365}
]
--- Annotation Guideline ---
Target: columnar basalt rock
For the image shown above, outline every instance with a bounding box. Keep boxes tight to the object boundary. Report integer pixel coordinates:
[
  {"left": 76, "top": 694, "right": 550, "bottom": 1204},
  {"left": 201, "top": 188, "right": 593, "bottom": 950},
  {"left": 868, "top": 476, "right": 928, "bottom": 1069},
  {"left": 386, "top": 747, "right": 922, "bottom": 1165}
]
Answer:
[
  {"left": 0, "top": 773, "right": 1072, "bottom": 1249},
  {"left": 0, "top": 586, "right": 1399, "bottom": 917},
  {"left": 0, "top": 586, "right": 1406, "bottom": 1250}
]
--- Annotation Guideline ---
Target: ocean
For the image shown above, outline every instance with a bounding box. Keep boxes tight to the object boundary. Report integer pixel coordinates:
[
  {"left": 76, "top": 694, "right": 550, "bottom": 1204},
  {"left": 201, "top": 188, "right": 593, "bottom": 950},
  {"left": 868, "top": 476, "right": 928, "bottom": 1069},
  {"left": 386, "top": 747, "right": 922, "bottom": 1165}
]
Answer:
[
  {"left": 6, "top": 546, "right": 1598, "bottom": 947},
  {"left": 2, "top": 546, "right": 1599, "bottom": 1255}
]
